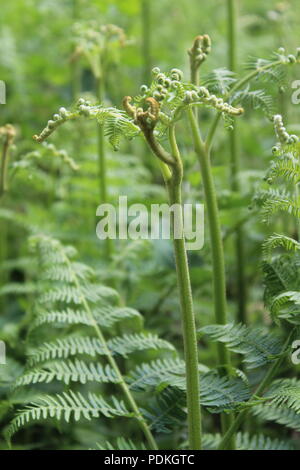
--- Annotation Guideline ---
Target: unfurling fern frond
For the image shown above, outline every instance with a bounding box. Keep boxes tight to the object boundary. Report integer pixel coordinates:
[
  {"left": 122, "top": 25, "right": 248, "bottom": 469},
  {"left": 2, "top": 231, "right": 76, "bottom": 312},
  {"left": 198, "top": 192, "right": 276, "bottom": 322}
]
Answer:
[
  {"left": 260, "top": 191, "right": 300, "bottom": 223},
  {"left": 265, "top": 156, "right": 300, "bottom": 185},
  {"left": 231, "top": 87, "right": 274, "bottom": 116},
  {"left": 270, "top": 291, "right": 300, "bottom": 321},
  {"left": 245, "top": 56, "right": 286, "bottom": 84},
  {"left": 263, "top": 234, "right": 300, "bottom": 258},
  {"left": 202, "top": 68, "right": 236, "bottom": 95},
  {"left": 198, "top": 323, "right": 283, "bottom": 369}
]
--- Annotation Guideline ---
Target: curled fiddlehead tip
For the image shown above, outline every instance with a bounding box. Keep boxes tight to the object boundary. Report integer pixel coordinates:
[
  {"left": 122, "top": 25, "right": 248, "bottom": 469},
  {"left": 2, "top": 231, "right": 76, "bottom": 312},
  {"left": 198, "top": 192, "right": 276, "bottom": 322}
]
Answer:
[
  {"left": 0, "top": 124, "right": 16, "bottom": 142},
  {"left": 122, "top": 96, "right": 136, "bottom": 118},
  {"left": 122, "top": 95, "right": 160, "bottom": 130},
  {"left": 276, "top": 46, "right": 300, "bottom": 64},
  {"left": 188, "top": 34, "right": 212, "bottom": 70},
  {"left": 33, "top": 107, "right": 75, "bottom": 143},
  {"left": 273, "top": 114, "right": 299, "bottom": 145}
]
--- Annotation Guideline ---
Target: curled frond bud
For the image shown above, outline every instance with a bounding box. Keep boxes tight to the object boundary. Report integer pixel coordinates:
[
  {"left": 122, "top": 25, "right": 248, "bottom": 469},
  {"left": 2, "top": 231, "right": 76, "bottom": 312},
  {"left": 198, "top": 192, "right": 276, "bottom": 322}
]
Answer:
[
  {"left": 0, "top": 124, "right": 16, "bottom": 143},
  {"left": 145, "top": 97, "right": 160, "bottom": 121},
  {"left": 188, "top": 34, "right": 212, "bottom": 71},
  {"left": 273, "top": 114, "right": 299, "bottom": 145},
  {"left": 152, "top": 67, "right": 160, "bottom": 76},
  {"left": 122, "top": 96, "right": 136, "bottom": 119},
  {"left": 170, "top": 68, "right": 183, "bottom": 81}
]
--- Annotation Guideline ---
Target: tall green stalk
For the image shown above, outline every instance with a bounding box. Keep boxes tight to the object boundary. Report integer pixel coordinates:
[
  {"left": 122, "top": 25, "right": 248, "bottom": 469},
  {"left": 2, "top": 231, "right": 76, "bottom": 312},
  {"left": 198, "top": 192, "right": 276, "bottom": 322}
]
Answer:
[
  {"left": 71, "top": 0, "right": 81, "bottom": 101},
  {"left": 141, "top": 0, "right": 151, "bottom": 85},
  {"left": 227, "top": 0, "right": 247, "bottom": 324},
  {"left": 142, "top": 122, "right": 202, "bottom": 449},
  {"left": 0, "top": 125, "right": 15, "bottom": 313},
  {"left": 96, "top": 67, "right": 113, "bottom": 259},
  {"left": 187, "top": 107, "right": 235, "bottom": 449},
  {"left": 167, "top": 126, "right": 202, "bottom": 450}
]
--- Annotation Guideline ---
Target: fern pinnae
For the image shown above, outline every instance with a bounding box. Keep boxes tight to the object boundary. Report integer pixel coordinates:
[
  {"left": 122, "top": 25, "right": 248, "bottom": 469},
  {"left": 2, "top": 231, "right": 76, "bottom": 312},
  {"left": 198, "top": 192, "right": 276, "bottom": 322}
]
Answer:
[
  {"left": 6, "top": 391, "right": 133, "bottom": 442},
  {"left": 15, "top": 359, "right": 120, "bottom": 387},
  {"left": 262, "top": 234, "right": 300, "bottom": 259},
  {"left": 28, "top": 236, "right": 158, "bottom": 450}
]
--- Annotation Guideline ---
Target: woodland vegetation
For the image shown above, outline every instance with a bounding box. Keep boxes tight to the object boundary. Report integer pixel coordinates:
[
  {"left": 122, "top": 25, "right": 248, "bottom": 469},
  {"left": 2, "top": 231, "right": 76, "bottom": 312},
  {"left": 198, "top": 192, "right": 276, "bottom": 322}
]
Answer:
[{"left": 0, "top": 0, "right": 300, "bottom": 451}]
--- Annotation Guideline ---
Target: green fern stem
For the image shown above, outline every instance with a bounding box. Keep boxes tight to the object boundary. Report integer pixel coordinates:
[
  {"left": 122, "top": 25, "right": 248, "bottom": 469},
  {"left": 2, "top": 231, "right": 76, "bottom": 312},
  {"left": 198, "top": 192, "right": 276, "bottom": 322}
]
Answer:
[
  {"left": 187, "top": 107, "right": 235, "bottom": 448},
  {"left": 168, "top": 126, "right": 202, "bottom": 450},
  {"left": 141, "top": 0, "right": 152, "bottom": 85},
  {"left": 218, "top": 329, "right": 294, "bottom": 450},
  {"left": 71, "top": 0, "right": 81, "bottom": 101},
  {"left": 227, "top": 0, "right": 247, "bottom": 324},
  {"left": 0, "top": 134, "right": 11, "bottom": 197},
  {"left": 143, "top": 124, "right": 202, "bottom": 449},
  {"left": 63, "top": 250, "right": 157, "bottom": 450}
]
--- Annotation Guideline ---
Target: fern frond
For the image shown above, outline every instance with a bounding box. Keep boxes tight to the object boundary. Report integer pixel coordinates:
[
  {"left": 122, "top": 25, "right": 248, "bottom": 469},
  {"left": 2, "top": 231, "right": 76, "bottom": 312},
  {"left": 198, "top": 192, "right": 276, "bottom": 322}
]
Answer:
[
  {"left": 200, "top": 372, "right": 251, "bottom": 412},
  {"left": 199, "top": 323, "right": 283, "bottom": 368},
  {"left": 266, "top": 378, "right": 300, "bottom": 413},
  {"left": 266, "top": 156, "right": 300, "bottom": 185},
  {"left": 231, "top": 87, "right": 274, "bottom": 116},
  {"left": 144, "top": 387, "right": 186, "bottom": 434},
  {"left": 261, "top": 193, "right": 300, "bottom": 223},
  {"left": 270, "top": 290, "right": 300, "bottom": 319},
  {"left": 236, "top": 432, "right": 294, "bottom": 450},
  {"left": 6, "top": 391, "right": 133, "bottom": 440},
  {"left": 128, "top": 358, "right": 208, "bottom": 391},
  {"left": 15, "top": 360, "right": 120, "bottom": 387},
  {"left": 253, "top": 403, "right": 300, "bottom": 432},
  {"left": 27, "top": 336, "right": 106, "bottom": 365},
  {"left": 202, "top": 68, "right": 236, "bottom": 95},
  {"left": 28, "top": 332, "right": 174, "bottom": 366},
  {"left": 30, "top": 309, "right": 92, "bottom": 331},
  {"left": 107, "top": 332, "right": 175, "bottom": 356},
  {"left": 263, "top": 234, "right": 300, "bottom": 258},
  {"left": 245, "top": 56, "right": 286, "bottom": 83},
  {"left": 202, "top": 432, "right": 294, "bottom": 450}
]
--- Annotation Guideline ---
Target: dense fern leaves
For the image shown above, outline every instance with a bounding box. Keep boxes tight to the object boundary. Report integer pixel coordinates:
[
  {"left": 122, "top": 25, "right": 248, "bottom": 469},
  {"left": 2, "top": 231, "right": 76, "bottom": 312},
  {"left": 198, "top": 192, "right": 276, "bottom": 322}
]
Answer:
[
  {"left": 199, "top": 323, "right": 283, "bottom": 369},
  {"left": 203, "top": 432, "right": 294, "bottom": 450},
  {"left": 6, "top": 235, "right": 176, "bottom": 442},
  {"left": 257, "top": 124, "right": 300, "bottom": 326},
  {"left": 6, "top": 391, "right": 133, "bottom": 442}
]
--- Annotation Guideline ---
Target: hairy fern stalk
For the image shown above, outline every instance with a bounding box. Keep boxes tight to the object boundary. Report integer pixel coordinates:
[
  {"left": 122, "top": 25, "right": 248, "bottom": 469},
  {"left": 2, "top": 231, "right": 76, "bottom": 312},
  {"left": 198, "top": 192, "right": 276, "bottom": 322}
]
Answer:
[{"left": 6, "top": 35, "right": 300, "bottom": 451}]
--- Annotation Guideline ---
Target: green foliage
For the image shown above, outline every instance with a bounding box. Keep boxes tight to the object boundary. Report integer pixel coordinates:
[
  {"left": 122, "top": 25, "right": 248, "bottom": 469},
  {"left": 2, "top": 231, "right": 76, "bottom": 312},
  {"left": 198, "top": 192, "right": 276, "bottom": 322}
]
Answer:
[{"left": 199, "top": 323, "right": 283, "bottom": 369}]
